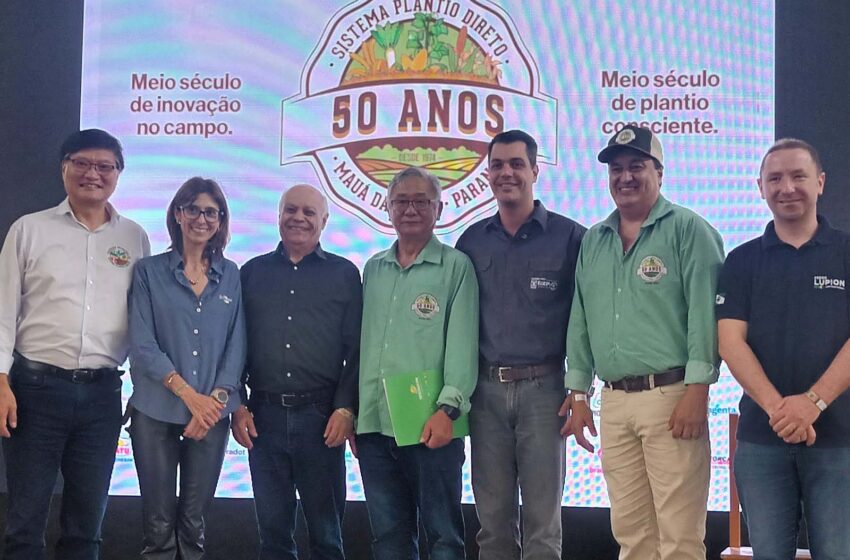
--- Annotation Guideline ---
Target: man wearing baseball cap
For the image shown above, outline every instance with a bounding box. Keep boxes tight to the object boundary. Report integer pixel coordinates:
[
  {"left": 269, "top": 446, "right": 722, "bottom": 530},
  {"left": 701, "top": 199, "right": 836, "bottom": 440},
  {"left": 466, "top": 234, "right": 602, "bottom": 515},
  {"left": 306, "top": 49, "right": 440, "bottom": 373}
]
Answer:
[{"left": 560, "top": 125, "right": 724, "bottom": 559}]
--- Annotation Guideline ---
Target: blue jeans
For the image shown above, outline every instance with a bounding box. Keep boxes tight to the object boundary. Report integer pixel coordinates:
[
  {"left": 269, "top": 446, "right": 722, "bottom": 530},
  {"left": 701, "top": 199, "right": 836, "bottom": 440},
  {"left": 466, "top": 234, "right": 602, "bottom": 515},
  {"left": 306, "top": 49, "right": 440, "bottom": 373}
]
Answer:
[
  {"left": 469, "top": 373, "right": 566, "bottom": 560},
  {"left": 248, "top": 400, "right": 346, "bottom": 560},
  {"left": 735, "top": 440, "right": 850, "bottom": 560},
  {"left": 129, "top": 408, "right": 230, "bottom": 560},
  {"left": 2, "top": 364, "right": 123, "bottom": 560},
  {"left": 356, "top": 433, "right": 465, "bottom": 560}
]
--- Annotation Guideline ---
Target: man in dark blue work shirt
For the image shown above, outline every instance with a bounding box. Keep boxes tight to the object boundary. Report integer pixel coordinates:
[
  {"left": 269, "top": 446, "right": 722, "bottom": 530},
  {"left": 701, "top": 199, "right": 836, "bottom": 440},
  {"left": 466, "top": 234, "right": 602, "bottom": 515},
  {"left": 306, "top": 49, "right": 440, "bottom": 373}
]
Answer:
[
  {"left": 456, "top": 130, "right": 585, "bottom": 560},
  {"left": 232, "top": 184, "right": 362, "bottom": 560},
  {"left": 717, "top": 138, "right": 850, "bottom": 559}
]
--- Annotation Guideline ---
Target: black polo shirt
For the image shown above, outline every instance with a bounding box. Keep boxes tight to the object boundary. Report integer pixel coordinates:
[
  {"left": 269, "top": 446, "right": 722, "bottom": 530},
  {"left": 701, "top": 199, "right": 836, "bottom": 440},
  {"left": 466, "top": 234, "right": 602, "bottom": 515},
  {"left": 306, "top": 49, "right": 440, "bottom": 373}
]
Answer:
[
  {"left": 456, "top": 200, "right": 585, "bottom": 366},
  {"left": 716, "top": 217, "right": 850, "bottom": 447},
  {"left": 240, "top": 242, "right": 362, "bottom": 410}
]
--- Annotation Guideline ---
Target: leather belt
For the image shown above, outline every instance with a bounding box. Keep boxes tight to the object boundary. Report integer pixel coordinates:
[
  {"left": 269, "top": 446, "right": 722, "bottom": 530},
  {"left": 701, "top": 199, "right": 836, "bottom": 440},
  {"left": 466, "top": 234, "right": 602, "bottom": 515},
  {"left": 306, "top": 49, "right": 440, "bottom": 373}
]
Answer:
[
  {"left": 481, "top": 361, "right": 563, "bottom": 383},
  {"left": 604, "top": 367, "right": 686, "bottom": 393},
  {"left": 250, "top": 387, "right": 335, "bottom": 408},
  {"left": 12, "top": 352, "right": 119, "bottom": 384}
]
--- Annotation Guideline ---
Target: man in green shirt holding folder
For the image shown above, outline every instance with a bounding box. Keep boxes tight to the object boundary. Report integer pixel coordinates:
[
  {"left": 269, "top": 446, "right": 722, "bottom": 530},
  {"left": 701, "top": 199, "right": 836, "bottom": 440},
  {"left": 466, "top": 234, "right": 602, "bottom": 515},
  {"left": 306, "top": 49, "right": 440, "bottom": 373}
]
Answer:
[
  {"left": 356, "top": 166, "right": 479, "bottom": 560},
  {"left": 561, "top": 125, "right": 724, "bottom": 560}
]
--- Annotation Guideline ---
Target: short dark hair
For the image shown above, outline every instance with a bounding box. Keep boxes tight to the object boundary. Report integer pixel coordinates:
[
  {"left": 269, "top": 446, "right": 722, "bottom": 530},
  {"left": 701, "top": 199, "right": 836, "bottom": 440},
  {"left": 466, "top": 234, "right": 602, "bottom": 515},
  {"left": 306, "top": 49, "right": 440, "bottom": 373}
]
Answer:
[
  {"left": 60, "top": 129, "right": 125, "bottom": 170},
  {"left": 488, "top": 129, "right": 538, "bottom": 167},
  {"left": 166, "top": 177, "right": 231, "bottom": 260},
  {"left": 760, "top": 138, "right": 823, "bottom": 175}
]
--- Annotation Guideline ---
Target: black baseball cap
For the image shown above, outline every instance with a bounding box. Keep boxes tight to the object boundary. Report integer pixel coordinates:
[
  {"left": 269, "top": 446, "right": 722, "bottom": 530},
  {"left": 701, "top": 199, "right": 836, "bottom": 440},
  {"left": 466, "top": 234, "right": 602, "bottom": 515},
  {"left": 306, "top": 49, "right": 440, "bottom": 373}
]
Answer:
[{"left": 598, "top": 125, "right": 664, "bottom": 167}]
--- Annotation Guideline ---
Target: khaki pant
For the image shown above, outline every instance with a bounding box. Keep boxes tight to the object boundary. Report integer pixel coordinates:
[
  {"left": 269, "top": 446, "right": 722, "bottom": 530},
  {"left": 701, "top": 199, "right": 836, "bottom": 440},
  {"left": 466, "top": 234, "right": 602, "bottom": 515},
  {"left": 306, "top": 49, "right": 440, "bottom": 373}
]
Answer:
[{"left": 600, "top": 382, "right": 710, "bottom": 560}]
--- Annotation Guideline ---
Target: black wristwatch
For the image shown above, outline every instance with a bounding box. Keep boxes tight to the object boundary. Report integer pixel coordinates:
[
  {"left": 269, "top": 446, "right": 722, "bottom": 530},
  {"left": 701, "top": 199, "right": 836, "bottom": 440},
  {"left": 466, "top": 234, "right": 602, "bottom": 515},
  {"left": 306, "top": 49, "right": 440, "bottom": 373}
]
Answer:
[{"left": 438, "top": 404, "right": 461, "bottom": 421}]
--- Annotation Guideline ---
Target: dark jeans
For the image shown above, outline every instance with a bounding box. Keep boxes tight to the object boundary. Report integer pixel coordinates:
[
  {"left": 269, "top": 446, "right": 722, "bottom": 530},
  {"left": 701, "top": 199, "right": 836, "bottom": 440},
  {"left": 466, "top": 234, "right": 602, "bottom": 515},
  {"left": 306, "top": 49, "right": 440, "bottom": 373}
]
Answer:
[
  {"left": 735, "top": 440, "right": 850, "bottom": 559},
  {"left": 356, "top": 433, "right": 465, "bottom": 560},
  {"left": 129, "top": 408, "right": 230, "bottom": 560},
  {"left": 2, "top": 363, "right": 123, "bottom": 560},
  {"left": 248, "top": 400, "right": 346, "bottom": 560}
]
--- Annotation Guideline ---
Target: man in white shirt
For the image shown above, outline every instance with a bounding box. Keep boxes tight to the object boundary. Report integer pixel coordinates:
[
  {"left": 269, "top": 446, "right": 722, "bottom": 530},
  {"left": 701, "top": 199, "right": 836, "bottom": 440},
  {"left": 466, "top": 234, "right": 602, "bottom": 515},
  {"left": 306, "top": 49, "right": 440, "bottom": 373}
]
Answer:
[{"left": 0, "top": 129, "right": 150, "bottom": 560}]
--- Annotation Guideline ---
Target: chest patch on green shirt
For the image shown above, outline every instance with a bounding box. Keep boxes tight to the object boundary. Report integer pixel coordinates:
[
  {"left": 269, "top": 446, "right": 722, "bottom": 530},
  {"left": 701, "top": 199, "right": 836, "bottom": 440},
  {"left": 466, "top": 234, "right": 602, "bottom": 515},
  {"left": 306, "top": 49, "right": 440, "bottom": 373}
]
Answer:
[
  {"left": 636, "top": 255, "right": 668, "bottom": 283},
  {"left": 412, "top": 293, "right": 440, "bottom": 319}
]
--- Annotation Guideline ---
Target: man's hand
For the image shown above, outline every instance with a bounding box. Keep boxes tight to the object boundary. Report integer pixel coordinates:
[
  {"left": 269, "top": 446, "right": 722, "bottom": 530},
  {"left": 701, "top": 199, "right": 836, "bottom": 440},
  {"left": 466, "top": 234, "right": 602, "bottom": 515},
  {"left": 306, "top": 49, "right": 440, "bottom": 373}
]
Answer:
[
  {"left": 559, "top": 395, "right": 597, "bottom": 452},
  {"left": 420, "top": 409, "right": 453, "bottom": 449},
  {"left": 183, "top": 416, "right": 211, "bottom": 441},
  {"left": 668, "top": 384, "right": 709, "bottom": 440},
  {"left": 769, "top": 394, "right": 821, "bottom": 441},
  {"left": 0, "top": 375, "right": 17, "bottom": 438},
  {"left": 324, "top": 409, "right": 354, "bottom": 447},
  {"left": 230, "top": 405, "right": 257, "bottom": 450}
]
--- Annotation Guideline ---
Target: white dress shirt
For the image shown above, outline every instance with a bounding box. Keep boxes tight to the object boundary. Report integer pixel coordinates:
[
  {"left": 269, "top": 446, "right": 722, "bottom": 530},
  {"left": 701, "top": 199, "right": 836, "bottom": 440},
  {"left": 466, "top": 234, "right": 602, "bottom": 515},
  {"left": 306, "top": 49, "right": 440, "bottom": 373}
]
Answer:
[{"left": 0, "top": 198, "right": 150, "bottom": 372}]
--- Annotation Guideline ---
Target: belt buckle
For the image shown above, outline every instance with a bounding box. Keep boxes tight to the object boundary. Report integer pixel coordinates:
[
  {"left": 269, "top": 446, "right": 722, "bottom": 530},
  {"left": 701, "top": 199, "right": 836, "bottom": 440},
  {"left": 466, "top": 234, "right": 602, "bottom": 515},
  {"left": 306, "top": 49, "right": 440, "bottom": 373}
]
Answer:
[
  {"left": 497, "top": 366, "right": 513, "bottom": 383},
  {"left": 280, "top": 393, "right": 296, "bottom": 407},
  {"left": 71, "top": 369, "right": 91, "bottom": 384},
  {"left": 621, "top": 376, "right": 643, "bottom": 393}
]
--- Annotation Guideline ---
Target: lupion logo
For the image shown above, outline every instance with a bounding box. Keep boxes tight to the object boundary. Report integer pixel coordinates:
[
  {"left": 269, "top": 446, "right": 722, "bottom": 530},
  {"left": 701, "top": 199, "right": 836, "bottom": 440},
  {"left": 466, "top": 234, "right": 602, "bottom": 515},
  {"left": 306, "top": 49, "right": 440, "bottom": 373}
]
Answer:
[{"left": 281, "top": 0, "right": 557, "bottom": 232}]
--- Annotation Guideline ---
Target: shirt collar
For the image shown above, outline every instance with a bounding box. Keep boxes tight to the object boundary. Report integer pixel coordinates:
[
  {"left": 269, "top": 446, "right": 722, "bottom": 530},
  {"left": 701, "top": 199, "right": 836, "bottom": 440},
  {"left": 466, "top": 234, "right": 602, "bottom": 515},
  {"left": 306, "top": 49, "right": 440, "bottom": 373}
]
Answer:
[
  {"left": 485, "top": 200, "right": 549, "bottom": 232},
  {"left": 168, "top": 250, "right": 224, "bottom": 281},
  {"left": 761, "top": 215, "right": 836, "bottom": 249},
  {"left": 600, "top": 195, "right": 674, "bottom": 232},
  {"left": 56, "top": 197, "right": 121, "bottom": 228},
  {"left": 276, "top": 241, "right": 327, "bottom": 262},
  {"left": 381, "top": 234, "right": 443, "bottom": 267}
]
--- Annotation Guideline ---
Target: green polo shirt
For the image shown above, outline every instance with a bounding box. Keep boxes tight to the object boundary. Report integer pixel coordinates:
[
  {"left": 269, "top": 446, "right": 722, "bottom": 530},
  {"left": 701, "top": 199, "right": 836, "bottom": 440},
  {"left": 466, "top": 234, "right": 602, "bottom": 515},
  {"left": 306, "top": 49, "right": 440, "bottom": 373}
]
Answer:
[
  {"left": 357, "top": 235, "right": 479, "bottom": 437},
  {"left": 565, "top": 196, "right": 724, "bottom": 392}
]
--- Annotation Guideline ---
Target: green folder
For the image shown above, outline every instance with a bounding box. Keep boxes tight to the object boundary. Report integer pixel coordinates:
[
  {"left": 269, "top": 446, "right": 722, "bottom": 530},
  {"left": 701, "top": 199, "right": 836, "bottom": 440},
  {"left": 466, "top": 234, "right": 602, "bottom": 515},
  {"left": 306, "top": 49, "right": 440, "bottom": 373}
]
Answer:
[{"left": 382, "top": 369, "right": 469, "bottom": 446}]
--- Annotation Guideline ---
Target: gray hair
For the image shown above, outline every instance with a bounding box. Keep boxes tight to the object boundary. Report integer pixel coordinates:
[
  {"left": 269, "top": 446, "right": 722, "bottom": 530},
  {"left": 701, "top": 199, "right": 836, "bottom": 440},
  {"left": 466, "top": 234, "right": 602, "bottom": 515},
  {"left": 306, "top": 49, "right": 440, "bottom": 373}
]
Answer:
[{"left": 387, "top": 167, "right": 441, "bottom": 200}]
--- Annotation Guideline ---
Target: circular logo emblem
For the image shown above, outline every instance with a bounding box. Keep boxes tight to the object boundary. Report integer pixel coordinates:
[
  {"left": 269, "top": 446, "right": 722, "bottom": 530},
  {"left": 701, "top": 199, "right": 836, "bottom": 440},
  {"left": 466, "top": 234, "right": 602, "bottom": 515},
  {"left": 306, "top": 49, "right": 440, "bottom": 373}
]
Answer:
[
  {"left": 636, "top": 255, "right": 667, "bottom": 283},
  {"left": 615, "top": 128, "right": 635, "bottom": 145},
  {"left": 412, "top": 293, "right": 440, "bottom": 319},
  {"left": 107, "top": 246, "right": 131, "bottom": 268}
]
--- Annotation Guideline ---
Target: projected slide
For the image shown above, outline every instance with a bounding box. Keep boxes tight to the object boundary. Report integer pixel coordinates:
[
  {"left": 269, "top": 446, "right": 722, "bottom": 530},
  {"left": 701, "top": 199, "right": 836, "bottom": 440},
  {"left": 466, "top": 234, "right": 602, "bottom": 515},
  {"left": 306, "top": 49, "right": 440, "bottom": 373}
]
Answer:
[{"left": 81, "top": 0, "right": 775, "bottom": 510}]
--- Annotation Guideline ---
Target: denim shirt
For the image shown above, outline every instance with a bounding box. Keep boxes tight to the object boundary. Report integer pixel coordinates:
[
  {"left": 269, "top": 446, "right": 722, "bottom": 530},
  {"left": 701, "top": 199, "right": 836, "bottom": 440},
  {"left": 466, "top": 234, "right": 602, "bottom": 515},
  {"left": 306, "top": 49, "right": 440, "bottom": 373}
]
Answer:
[{"left": 128, "top": 250, "right": 246, "bottom": 424}]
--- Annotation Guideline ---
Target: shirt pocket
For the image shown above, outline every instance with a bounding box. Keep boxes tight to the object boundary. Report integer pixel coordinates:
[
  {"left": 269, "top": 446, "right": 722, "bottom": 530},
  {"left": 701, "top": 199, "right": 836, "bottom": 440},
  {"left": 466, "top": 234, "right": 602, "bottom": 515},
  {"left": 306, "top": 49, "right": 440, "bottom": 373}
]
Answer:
[
  {"left": 403, "top": 283, "right": 450, "bottom": 330},
  {"left": 525, "top": 257, "right": 564, "bottom": 304}
]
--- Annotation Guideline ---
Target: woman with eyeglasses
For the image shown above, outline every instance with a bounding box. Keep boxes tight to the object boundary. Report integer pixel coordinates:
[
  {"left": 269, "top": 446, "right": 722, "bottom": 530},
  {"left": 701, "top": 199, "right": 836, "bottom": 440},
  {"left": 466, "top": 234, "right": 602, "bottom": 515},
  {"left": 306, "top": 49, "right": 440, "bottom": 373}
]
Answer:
[{"left": 128, "top": 177, "right": 245, "bottom": 559}]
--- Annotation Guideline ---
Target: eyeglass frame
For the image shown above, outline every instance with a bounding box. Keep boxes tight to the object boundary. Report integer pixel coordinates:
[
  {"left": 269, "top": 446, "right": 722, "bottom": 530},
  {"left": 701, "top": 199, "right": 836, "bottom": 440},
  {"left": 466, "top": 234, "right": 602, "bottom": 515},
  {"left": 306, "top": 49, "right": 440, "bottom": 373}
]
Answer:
[
  {"left": 178, "top": 204, "right": 224, "bottom": 222},
  {"left": 388, "top": 198, "right": 438, "bottom": 212},
  {"left": 63, "top": 156, "right": 120, "bottom": 175}
]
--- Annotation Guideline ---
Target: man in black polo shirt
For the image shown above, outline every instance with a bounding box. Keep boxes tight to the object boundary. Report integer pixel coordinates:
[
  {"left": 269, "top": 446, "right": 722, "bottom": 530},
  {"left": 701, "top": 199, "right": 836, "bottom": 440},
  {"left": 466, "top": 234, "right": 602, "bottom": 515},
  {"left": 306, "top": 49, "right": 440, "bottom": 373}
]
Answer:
[
  {"left": 456, "top": 130, "right": 585, "bottom": 559},
  {"left": 717, "top": 138, "right": 850, "bottom": 559},
  {"left": 232, "top": 184, "right": 362, "bottom": 559}
]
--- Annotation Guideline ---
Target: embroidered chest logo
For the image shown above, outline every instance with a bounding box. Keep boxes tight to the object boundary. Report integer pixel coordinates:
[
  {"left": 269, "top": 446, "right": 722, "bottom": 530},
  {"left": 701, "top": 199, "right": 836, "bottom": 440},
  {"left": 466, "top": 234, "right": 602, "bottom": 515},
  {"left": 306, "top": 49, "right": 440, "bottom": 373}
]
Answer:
[
  {"left": 219, "top": 294, "right": 233, "bottom": 304},
  {"left": 107, "top": 246, "right": 130, "bottom": 268},
  {"left": 813, "top": 276, "right": 846, "bottom": 290},
  {"left": 636, "top": 255, "right": 667, "bottom": 283},
  {"left": 530, "top": 277, "right": 558, "bottom": 291},
  {"left": 412, "top": 293, "right": 440, "bottom": 319}
]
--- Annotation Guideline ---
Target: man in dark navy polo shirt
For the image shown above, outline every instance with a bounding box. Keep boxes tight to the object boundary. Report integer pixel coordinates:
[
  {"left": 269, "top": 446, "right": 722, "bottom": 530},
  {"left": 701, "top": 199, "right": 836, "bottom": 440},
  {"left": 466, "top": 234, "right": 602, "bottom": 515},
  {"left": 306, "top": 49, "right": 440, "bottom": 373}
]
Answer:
[
  {"left": 456, "top": 130, "right": 585, "bottom": 559},
  {"left": 717, "top": 138, "right": 850, "bottom": 559},
  {"left": 232, "top": 184, "right": 362, "bottom": 560}
]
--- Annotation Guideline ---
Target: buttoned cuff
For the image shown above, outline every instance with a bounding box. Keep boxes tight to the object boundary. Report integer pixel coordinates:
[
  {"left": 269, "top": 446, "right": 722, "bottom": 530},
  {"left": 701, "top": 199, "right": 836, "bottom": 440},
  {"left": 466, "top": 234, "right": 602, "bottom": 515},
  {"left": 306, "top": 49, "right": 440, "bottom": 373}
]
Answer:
[
  {"left": 0, "top": 354, "right": 12, "bottom": 374},
  {"left": 684, "top": 359, "right": 719, "bottom": 385},
  {"left": 564, "top": 368, "right": 594, "bottom": 393},
  {"left": 436, "top": 385, "right": 470, "bottom": 414}
]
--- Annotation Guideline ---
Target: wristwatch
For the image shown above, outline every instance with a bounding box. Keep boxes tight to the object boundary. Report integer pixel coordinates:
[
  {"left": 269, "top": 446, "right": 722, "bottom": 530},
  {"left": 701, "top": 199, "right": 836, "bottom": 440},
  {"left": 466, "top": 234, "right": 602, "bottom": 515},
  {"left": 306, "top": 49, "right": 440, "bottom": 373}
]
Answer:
[
  {"left": 805, "top": 390, "right": 827, "bottom": 412},
  {"left": 572, "top": 385, "right": 595, "bottom": 402},
  {"left": 211, "top": 388, "right": 229, "bottom": 406},
  {"left": 438, "top": 404, "right": 461, "bottom": 421}
]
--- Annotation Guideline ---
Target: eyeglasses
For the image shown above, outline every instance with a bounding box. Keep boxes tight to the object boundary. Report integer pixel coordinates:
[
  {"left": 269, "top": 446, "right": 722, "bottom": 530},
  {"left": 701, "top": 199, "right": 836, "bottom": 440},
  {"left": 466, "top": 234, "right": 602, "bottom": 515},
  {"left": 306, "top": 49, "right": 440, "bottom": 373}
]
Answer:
[
  {"left": 389, "top": 199, "right": 435, "bottom": 211},
  {"left": 179, "top": 204, "right": 223, "bottom": 222},
  {"left": 65, "top": 157, "right": 119, "bottom": 175}
]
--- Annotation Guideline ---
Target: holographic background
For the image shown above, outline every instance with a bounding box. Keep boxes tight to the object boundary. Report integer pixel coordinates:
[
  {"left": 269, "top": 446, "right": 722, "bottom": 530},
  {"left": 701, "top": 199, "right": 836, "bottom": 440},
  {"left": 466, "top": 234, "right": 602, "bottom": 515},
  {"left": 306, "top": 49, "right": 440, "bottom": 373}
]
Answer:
[{"left": 82, "top": 0, "right": 774, "bottom": 510}]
